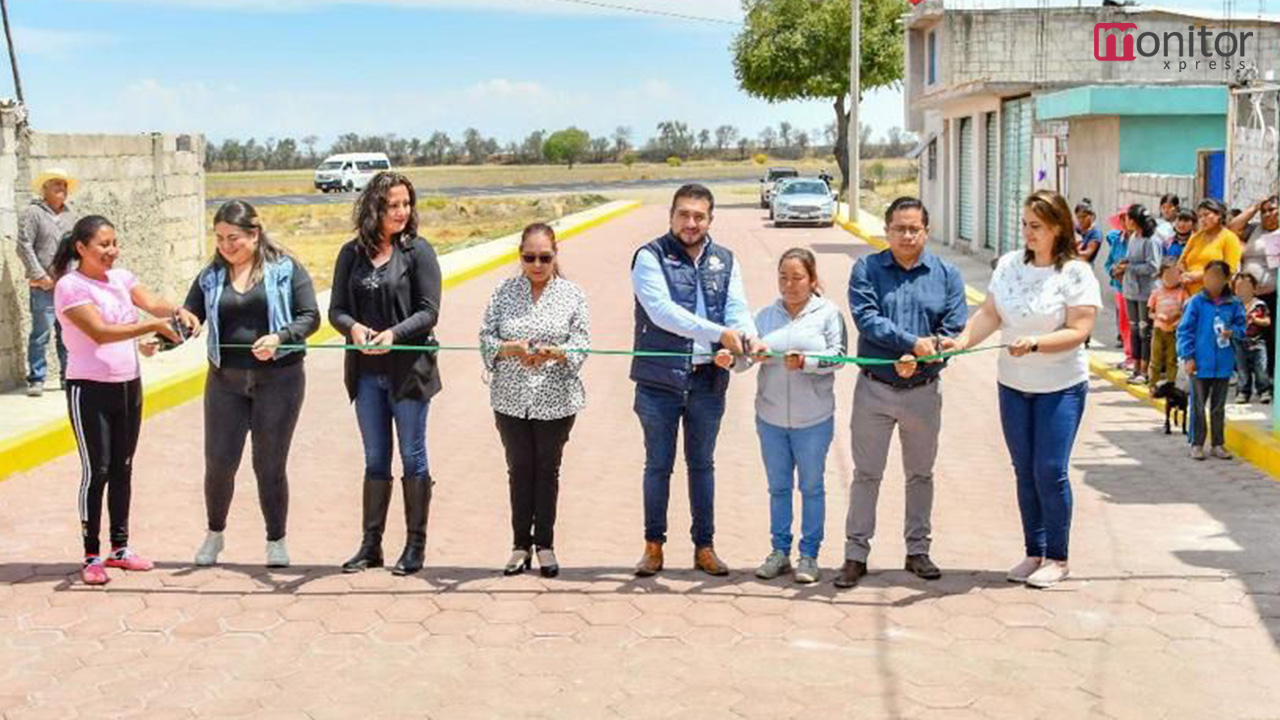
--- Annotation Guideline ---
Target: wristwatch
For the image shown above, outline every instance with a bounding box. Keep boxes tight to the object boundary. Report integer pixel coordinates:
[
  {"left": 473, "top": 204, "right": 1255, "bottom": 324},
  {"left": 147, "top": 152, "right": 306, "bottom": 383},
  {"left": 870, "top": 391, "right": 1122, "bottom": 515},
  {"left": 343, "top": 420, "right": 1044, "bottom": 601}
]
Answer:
[{"left": 1029, "top": 338, "right": 1040, "bottom": 353}]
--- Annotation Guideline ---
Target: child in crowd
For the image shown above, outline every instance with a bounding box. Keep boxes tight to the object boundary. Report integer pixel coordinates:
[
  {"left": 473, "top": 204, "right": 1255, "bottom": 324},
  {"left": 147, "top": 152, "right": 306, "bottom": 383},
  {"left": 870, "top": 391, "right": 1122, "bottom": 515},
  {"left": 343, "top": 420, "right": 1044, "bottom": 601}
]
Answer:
[
  {"left": 1075, "top": 198, "right": 1102, "bottom": 264},
  {"left": 1178, "top": 260, "right": 1247, "bottom": 461},
  {"left": 1104, "top": 226, "right": 1132, "bottom": 367},
  {"left": 1233, "top": 272, "right": 1272, "bottom": 404},
  {"left": 1148, "top": 261, "right": 1189, "bottom": 388},
  {"left": 1165, "top": 209, "right": 1196, "bottom": 262}
]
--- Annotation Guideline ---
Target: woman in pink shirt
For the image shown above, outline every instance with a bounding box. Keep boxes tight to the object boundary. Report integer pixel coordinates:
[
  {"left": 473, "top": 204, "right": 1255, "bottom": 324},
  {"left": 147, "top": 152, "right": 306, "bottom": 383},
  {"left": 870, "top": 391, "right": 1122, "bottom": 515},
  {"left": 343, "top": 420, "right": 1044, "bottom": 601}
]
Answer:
[{"left": 51, "top": 215, "right": 199, "bottom": 585}]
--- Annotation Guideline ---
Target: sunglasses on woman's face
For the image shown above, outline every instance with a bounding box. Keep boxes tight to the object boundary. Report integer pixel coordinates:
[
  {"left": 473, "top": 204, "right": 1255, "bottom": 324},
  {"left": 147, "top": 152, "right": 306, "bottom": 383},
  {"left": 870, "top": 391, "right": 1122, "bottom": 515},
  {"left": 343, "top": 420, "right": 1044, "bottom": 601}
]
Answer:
[{"left": 521, "top": 253, "right": 555, "bottom": 265}]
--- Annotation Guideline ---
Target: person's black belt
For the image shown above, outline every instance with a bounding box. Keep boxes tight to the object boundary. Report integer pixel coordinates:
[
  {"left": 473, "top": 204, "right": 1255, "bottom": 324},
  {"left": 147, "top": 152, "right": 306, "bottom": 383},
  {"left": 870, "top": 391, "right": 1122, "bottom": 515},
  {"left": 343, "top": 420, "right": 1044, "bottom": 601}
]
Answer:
[{"left": 861, "top": 368, "right": 940, "bottom": 390}]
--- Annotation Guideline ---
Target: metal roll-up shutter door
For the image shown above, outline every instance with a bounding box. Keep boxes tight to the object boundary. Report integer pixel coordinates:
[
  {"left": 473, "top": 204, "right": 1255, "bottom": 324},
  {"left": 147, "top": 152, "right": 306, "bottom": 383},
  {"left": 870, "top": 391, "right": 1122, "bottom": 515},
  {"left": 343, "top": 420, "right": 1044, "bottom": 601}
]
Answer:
[
  {"left": 984, "top": 112, "right": 998, "bottom": 251},
  {"left": 1001, "top": 97, "right": 1032, "bottom": 256},
  {"left": 958, "top": 117, "right": 974, "bottom": 243}
]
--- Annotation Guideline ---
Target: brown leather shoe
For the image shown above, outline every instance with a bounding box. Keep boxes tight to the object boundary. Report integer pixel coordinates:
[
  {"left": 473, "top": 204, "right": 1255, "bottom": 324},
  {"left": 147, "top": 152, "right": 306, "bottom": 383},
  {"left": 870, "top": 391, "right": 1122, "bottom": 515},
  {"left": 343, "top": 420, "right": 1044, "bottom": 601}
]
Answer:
[
  {"left": 693, "top": 545, "right": 729, "bottom": 576},
  {"left": 634, "top": 541, "right": 664, "bottom": 577},
  {"left": 904, "top": 554, "right": 941, "bottom": 580},
  {"left": 834, "top": 560, "right": 867, "bottom": 589}
]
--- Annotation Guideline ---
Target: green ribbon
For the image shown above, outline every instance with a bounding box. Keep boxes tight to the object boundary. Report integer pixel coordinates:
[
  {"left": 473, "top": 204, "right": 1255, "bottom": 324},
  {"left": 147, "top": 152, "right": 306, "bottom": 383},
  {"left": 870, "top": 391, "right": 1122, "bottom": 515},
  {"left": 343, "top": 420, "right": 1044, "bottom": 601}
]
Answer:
[{"left": 220, "top": 342, "right": 1007, "bottom": 367}]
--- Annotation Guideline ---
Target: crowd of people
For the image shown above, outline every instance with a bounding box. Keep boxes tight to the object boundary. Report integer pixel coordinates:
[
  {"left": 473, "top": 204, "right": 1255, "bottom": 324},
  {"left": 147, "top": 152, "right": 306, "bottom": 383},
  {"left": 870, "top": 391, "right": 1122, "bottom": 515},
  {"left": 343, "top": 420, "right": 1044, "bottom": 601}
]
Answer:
[
  {"left": 1081, "top": 192, "right": 1280, "bottom": 458},
  {"left": 30, "top": 164, "right": 1228, "bottom": 592}
]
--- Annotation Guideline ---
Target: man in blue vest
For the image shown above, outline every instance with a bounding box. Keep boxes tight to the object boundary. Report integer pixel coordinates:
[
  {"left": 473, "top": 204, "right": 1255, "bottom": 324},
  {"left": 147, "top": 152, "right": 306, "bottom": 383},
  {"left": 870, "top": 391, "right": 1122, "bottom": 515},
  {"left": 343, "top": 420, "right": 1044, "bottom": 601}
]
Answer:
[{"left": 631, "top": 184, "right": 763, "bottom": 577}]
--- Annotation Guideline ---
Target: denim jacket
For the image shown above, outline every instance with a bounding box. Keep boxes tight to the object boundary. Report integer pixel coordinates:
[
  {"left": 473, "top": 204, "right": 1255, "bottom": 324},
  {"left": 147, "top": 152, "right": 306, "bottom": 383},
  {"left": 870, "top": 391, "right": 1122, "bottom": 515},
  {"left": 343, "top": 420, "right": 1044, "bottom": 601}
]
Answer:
[{"left": 198, "top": 258, "right": 298, "bottom": 368}]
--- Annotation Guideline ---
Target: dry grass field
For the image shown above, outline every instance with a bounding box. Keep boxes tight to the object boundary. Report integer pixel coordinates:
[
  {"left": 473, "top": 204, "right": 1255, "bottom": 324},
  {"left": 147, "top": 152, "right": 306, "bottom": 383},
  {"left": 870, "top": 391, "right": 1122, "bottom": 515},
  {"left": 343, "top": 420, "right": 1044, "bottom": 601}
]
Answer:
[
  {"left": 206, "top": 159, "right": 842, "bottom": 199},
  {"left": 205, "top": 195, "right": 610, "bottom": 291}
]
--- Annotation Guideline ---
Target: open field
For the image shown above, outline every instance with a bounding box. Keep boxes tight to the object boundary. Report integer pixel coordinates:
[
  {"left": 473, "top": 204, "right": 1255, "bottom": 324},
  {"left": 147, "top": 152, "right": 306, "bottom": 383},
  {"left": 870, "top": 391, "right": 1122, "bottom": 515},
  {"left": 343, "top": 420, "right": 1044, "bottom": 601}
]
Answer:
[
  {"left": 204, "top": 158, "right": 906, "bottom": 199},
  {"left": 205, "top": 194, "right": 610, "bottom": 291}
]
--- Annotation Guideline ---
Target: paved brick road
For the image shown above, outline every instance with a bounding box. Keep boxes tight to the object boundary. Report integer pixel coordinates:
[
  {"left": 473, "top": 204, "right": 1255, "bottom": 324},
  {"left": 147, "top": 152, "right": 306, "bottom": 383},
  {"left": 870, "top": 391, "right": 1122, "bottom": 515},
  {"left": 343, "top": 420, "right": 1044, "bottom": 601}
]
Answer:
[{"left": 2, "top": 205, "right": 1280, "bottom": 719}]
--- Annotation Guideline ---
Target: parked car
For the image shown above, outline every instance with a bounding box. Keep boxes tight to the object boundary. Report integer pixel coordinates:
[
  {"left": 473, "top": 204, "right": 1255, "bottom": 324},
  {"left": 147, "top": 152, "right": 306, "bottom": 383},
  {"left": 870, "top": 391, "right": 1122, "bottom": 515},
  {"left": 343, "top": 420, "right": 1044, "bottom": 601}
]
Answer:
[
  {"left": 314, "top": 152, "right": 392, "bottom": 193},
  {"left": 759, "top": 166, "right": 799, "bottom": 208},
  {"left": 770, "top": 178, "right": 838, "bottom": 227}
]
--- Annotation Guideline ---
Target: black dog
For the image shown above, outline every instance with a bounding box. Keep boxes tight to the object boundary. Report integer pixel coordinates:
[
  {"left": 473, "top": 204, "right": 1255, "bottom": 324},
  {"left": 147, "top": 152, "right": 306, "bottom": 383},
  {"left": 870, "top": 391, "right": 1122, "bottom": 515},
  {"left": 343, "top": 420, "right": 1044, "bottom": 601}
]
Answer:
[{"left": 1152, "top": 381, "right": 1188, "bottom": 435}]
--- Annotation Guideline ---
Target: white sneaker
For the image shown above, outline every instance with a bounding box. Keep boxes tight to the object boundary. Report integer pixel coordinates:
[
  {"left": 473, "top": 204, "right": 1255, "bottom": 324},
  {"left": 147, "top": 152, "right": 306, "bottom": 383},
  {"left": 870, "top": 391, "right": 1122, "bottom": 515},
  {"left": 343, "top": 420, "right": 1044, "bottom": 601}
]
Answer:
[
  {"left": 755, "top": 550, "right": 792, "bottom": 580},
  {"left": 265, "top": 538, "right": 290, "bottom": 568},
  {"left": 194, "top": 531, "right": 224, "bottom": 567},
  {"left": 794, "top": 556, "right": 820, "bottom": 584},
  {"left": 1006, "top": 556, "right": 1043, "bottom": 583},
  {"left": 1025, "top": 559, "right": 1069, "bottom": 589}
]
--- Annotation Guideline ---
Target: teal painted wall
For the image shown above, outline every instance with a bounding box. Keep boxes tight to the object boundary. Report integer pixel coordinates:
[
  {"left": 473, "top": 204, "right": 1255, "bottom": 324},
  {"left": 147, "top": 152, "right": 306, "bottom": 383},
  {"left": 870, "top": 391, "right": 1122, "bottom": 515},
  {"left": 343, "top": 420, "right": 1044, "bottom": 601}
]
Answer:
[
  {"left": 1118, "top": 116, "right": 1226, "bottom": 174},
  {"left": 1038, "top": 85, "right": 1228, "bottom": 119}
]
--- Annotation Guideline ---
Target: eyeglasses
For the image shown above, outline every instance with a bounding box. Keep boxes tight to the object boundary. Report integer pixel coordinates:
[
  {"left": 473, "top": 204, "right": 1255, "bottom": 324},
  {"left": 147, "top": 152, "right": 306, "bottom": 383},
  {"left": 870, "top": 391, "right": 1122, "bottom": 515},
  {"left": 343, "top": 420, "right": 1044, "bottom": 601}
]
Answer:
[
  {"left": 521, "top": 253, "right": 555, "bottom": 265},
  {"left": 889, "top": 225, "right": 926, "bottom": 237}
]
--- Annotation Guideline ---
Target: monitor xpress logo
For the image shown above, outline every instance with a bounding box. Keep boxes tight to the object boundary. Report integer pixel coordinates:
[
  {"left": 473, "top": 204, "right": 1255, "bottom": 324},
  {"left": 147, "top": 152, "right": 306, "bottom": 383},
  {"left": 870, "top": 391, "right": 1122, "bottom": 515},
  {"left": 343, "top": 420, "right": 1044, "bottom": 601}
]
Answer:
[{"left": 1094, "top": 23, "right": 1256, "bottom": 71}]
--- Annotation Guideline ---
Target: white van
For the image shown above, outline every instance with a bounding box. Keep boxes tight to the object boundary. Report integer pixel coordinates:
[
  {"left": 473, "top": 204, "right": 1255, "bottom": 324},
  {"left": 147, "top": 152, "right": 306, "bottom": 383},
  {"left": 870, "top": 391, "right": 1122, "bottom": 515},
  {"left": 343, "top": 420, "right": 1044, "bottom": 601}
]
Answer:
[{"left": 314, "top": 152, "right": 392, "bottom": 193}]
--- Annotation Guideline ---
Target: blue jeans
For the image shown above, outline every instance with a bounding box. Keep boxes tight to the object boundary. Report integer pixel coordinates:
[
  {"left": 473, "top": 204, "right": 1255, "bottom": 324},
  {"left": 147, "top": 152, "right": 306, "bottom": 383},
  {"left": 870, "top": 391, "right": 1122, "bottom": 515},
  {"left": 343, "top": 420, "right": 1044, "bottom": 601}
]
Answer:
[
  {"left": 756, "top": 416, "right": 833, "bottom": 559},
  {"left": 997, "top": 382, "right": 1088, "bottom": 561},
  {"left": 27, "top": 287, "right": 67, "bottom": 385},
  {"left": 1234, "top": 340, "right": 1271, "bottom": 398},
  {"left": 634, "top": 368, "right": 726, "bottom": 547},
  {"left": 353, "top": 374, "right": 430, "bottom": 481}
]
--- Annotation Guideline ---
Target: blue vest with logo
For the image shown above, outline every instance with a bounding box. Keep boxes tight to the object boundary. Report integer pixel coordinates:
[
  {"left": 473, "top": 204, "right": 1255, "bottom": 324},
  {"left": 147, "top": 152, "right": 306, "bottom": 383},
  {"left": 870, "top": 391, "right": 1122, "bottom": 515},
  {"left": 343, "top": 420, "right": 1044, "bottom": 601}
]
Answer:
[{"left": 630, "top": 232, "right": 734, "bottom": 393}]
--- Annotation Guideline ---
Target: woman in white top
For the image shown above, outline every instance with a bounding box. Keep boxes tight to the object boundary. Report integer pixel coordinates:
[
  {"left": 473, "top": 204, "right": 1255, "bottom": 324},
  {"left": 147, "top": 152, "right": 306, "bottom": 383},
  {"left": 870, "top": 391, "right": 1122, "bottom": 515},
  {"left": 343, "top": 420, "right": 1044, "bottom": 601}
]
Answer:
[
  {"left": 949, "top": 190, "right": 1102, "bottom": 589},
  {"left": 480, "top": 223, "right": 590, "bottom": 578}
]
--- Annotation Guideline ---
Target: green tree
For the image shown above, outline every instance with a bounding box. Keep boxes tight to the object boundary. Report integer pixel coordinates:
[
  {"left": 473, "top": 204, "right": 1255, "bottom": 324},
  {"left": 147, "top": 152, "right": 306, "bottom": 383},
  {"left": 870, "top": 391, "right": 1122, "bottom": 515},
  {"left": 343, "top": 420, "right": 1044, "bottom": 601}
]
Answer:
[
  {"left": 732, "top": 0, "right": 906, "bottom": 194},
  {"left": 543, "top": 128, "right": 591, "bottom": 169}
]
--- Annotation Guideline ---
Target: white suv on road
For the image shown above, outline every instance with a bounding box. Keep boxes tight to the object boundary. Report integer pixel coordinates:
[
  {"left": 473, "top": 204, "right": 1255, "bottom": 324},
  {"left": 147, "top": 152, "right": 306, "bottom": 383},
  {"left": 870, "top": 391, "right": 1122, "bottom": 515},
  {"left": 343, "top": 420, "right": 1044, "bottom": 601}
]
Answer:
[{"left": 314, "top": 153, "right": 392, "bottom": 193}]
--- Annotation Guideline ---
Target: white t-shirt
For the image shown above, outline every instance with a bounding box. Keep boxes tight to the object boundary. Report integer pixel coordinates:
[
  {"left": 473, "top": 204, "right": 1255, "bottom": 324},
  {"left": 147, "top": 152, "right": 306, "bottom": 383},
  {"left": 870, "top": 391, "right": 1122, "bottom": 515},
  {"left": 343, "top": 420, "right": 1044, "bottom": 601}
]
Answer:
[{"left": 990, "top": 251, "right": 1103, "bottom": 393}]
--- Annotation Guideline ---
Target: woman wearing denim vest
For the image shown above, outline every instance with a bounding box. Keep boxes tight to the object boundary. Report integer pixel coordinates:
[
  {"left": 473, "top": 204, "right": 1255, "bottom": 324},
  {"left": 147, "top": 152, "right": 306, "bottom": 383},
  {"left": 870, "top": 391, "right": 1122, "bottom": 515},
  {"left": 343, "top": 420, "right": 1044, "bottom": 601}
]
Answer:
[
  {"left": 330, "top": 172, "right": 442, "bottom": 577},
  {"left": 185, "top": 200, "right": 320, "bottom": 568}
]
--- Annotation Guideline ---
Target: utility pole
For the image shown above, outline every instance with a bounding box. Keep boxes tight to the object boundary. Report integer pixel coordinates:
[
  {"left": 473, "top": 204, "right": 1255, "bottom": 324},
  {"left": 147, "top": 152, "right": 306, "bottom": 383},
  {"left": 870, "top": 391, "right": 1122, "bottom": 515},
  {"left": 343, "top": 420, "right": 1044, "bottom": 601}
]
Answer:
[
  {"left": 0, "top": 0, "right": 23, "bottom": 106},
  {"left": 848, "top": 0, "right": 860, "bottom": 220}
]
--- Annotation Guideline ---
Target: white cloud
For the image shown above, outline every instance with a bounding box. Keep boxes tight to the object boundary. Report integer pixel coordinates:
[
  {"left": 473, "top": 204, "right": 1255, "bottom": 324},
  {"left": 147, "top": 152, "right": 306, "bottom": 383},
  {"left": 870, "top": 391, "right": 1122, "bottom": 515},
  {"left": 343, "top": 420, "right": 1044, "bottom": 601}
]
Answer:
[
  {"left": 13, "top": 26, "right": 117, "bottom": 59},
  {"left": 464, "top": 78, "right": 547, "bottom": 100},
  {"left": 102, "top": 0, "right": 742, "bottom": 23}
]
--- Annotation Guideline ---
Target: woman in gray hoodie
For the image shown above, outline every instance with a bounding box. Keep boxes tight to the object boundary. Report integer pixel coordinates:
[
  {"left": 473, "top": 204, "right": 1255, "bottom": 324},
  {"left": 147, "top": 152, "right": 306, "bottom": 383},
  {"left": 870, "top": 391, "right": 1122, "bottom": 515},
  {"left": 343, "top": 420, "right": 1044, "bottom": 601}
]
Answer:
[
  {"left": 1117, "top": 204, "right": 1162, "bottom": 384},
  {"left": 717, "top": 248, "right": 847, "bottom": 584}
]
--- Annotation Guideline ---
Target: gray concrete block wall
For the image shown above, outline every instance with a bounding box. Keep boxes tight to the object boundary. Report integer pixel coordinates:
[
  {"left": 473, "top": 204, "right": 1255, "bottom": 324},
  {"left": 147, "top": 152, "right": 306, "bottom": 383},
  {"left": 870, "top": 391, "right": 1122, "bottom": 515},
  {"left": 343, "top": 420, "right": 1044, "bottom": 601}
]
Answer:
[
  {"left": 1117, "top": 173, "right": 1196, "bottom": 212},
  {"left": 0, "top": 112, "right": 205, "bottom": 389},
  {"left": 943, "top": 8, "right": 1280, "bottom": 87}
]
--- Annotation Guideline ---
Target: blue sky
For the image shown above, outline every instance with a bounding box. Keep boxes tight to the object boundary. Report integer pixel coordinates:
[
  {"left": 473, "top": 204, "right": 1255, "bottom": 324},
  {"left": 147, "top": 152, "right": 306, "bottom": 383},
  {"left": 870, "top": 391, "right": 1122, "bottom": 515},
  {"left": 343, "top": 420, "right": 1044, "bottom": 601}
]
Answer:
[
  {"left": 5, "top": 0, "right": 904, "bottom": 147},
  {"left": 6, "top": 0, "right": 1262, "bottom": 148}
]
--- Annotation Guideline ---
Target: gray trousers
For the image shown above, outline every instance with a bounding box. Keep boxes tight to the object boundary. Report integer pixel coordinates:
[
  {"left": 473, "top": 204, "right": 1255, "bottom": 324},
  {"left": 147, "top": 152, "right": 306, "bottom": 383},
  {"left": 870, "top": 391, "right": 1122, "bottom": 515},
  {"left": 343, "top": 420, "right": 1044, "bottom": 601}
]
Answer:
[{"left": 844, "top": 374, "right": 943, "bottom": 563}]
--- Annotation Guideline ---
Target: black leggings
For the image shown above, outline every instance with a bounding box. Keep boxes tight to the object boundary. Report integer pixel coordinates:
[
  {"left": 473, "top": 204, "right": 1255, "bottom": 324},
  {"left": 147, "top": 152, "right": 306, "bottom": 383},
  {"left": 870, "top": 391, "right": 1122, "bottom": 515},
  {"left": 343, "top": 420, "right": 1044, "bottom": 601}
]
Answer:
[
  {"left": 495, "top": 412, "right": 576, "bottom": 550},
  {"left": 203, "top": 363, "right": 306, "bottom": 541},
  {"left": 67, "top": 379, "right": 143, "bottom": 556}
]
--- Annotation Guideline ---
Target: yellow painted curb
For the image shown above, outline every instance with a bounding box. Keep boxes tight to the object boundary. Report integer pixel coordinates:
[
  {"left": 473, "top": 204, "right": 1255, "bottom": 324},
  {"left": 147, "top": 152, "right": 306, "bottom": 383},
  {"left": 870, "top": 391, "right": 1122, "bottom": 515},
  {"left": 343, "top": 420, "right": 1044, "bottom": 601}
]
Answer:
[
  {"left": 836, "top": 215, "right": 1280, "bottom": 479},
  {"left": 0, "top": 200, "right": 641, "bottom": 481}
]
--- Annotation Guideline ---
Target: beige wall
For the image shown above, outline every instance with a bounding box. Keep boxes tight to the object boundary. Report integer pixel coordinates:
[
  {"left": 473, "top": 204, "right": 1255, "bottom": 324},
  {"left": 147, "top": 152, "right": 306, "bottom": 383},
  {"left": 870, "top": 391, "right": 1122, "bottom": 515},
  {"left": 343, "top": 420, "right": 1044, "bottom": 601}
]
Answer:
[{"left": 0, "top": 106, "right": 205, "bottom": 388}]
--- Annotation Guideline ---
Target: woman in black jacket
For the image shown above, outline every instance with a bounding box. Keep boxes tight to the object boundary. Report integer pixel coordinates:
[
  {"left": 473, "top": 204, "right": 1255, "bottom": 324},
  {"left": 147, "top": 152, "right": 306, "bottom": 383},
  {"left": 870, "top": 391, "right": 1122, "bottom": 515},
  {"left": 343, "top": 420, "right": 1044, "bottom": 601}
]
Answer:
[{"left": 329, "top": 172, "right": 442, "bottom": 576}]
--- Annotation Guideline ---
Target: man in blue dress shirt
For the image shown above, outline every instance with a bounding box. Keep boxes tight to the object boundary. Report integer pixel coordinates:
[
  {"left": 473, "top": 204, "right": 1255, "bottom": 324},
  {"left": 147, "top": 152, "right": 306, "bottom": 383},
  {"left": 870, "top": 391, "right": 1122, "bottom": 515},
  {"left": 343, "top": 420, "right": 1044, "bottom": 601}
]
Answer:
[
  {"left": 835, "top": 197, "right": 969, "bottom": 589},
  {"left": 630, "top": 184, "right": 763, "bottom": 577}
]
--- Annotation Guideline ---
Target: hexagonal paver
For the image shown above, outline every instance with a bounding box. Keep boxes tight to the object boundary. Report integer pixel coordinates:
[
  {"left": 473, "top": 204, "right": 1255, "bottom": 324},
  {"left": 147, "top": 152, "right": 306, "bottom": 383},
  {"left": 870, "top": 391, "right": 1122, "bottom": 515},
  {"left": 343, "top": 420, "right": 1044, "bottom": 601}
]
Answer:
[
  {"left": 944, "top": 615, "right": 1004, "bottom": 640},
  {"left": 477, "top": 600, "right": 538, "bottom": 624},
  {"left": 526, "top": 612, "right": 585, "bottom": 637},
  {"left": 579, "top": 601, "right": 641, "bottom": 627},
  {"left": 681, "top": 602, "right": 744, "bottom": 628},
  {"left": 629, "top": 613, "right": 692, "bottom": 639}
]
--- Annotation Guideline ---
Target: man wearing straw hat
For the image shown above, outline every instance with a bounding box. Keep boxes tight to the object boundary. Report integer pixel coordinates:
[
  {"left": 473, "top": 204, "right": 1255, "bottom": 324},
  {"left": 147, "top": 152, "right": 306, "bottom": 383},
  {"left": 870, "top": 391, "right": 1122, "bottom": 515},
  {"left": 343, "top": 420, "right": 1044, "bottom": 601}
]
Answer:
[{"left": 16, "top": 168, "right": 78, "bottom": 396}]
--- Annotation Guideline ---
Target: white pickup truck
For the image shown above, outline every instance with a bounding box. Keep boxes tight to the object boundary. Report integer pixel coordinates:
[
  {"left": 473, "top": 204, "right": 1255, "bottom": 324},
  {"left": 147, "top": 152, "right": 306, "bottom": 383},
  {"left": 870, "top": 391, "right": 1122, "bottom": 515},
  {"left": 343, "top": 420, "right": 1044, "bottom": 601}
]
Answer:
[{"left": 759, "top": 167, "right": 799, "bottom": 208}]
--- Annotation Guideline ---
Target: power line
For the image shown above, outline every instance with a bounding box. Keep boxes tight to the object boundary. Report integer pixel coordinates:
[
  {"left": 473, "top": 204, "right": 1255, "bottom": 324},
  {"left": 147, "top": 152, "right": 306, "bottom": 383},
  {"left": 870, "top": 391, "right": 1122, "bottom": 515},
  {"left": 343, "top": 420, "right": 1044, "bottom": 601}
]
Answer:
[{"left": 532, "top": 0, "right": 742, "bottom": 26}]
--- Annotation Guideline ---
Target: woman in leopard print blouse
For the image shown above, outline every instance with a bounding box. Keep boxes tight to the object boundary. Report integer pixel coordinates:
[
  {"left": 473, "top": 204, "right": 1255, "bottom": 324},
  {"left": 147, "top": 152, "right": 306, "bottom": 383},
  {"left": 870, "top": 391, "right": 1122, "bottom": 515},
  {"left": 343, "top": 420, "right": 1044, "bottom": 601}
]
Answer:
[{"left": 479, "top": 223, "right": 590, "bottom": 578}]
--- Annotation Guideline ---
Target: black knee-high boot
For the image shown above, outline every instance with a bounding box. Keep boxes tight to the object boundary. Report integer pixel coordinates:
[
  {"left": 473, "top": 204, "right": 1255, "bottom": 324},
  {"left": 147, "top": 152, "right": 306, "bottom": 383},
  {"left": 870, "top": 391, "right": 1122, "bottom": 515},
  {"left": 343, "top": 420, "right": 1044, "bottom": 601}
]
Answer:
[
  {"left": 343, "top": 478, "right": 392, "bottom": 573},
  {"left": 392, "top": 476, "right": 432, "bottom": 576}
]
